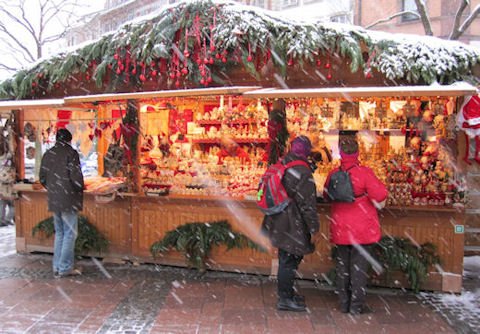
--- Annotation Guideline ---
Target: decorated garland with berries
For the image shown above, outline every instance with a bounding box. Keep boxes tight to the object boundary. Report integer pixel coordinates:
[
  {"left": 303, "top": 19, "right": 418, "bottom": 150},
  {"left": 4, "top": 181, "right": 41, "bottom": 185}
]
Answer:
[{"left": 0, "top": 0, "right": 478, "bottom": 100}]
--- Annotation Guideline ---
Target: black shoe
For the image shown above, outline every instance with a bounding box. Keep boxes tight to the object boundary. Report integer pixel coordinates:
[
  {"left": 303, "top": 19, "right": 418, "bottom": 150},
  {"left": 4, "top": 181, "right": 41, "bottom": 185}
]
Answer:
[
  {"left": 277, "top": 298, "right": 306, "bottom": 312},
  {"left": 293, "top": 294, "right": 306, "bottom": 305},
  {"left": 350, "top": 305, "right": 372, "bottom": 315}
]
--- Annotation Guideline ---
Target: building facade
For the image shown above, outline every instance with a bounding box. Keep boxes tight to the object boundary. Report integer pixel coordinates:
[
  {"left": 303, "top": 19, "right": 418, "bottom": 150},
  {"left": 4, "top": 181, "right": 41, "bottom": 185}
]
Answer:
[
  {"left": 65, "top": 0, "right": 480, "bottom": 48},
  {"left": 353, "top": 0, "right": 480, "bottom": 46}
]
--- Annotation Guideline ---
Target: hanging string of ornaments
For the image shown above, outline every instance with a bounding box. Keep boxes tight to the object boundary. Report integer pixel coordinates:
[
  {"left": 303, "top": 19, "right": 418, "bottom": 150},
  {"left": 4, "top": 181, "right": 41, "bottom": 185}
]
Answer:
[{"left": 1, "top": 0, "right": 478, "bottom": 100}]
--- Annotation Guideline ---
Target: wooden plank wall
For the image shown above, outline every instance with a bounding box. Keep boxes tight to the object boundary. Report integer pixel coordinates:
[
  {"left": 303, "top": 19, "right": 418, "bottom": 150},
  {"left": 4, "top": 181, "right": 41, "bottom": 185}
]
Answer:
[{"left": 15, "top": 191, "right": 463, "bottom": 291}]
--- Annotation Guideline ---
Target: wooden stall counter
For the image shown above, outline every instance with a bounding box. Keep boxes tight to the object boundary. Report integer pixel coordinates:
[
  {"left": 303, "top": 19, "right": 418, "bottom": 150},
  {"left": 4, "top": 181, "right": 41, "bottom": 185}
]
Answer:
[{"left": 14, "top": 191, "right": 464, "bottom": 292}]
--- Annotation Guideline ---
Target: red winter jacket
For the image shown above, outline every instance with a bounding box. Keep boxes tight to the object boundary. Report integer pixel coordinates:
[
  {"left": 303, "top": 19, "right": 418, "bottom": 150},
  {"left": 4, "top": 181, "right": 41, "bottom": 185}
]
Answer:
[{"left": 323, "top": 154, "right": 388, "bottom": 245}]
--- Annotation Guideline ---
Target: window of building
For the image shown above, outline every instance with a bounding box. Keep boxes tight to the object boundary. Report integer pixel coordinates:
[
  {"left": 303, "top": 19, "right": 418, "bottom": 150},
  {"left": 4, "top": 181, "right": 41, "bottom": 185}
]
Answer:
[
  {"left": 330, "top": 14, "right": 351, "bottom": 24},
  {"left": 283, "top": 0, "right": 299, "bottom": 8},
  {"left": 252, "top": 0, "right": 265, "bottom": 7},
  {"left": 402, "top": 0, "right": 420, "bottom": 22}
]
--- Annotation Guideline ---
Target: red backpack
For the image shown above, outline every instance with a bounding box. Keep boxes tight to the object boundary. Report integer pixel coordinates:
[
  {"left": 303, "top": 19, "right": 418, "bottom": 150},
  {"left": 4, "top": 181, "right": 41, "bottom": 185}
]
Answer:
[{"left": 256, "top": 159, "right": 310, "bottom": 215}]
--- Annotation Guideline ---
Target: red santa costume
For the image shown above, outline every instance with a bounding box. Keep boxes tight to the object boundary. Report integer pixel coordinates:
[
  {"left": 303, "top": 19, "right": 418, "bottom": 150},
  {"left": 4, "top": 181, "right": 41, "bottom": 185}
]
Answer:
[{"left": 457, "top": 94, "right": 480, "bottom": 164}]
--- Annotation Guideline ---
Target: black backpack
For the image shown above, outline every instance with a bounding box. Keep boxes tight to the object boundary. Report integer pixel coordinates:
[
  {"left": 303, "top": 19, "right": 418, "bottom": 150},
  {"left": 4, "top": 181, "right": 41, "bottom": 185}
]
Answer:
[{"left": 325, "top": 165, "right": 357, "bottom": 202}]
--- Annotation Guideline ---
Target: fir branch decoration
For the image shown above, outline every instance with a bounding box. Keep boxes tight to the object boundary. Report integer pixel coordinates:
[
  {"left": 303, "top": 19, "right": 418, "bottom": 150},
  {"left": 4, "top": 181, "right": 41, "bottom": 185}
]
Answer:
[
  {"left": 330, "top": 236, "right": 440, "bottom": 293},
  {"left": 1, "top": 0, "right": 478, "bottom": 99},
  {"left": 32, "top": 215, "right": 109, "bottom": 254},
  {"left": 373, "top": 236, "right": 440, "bottom": 293},
  {"left": 150, "top": 220, "right": 263, "bottom": 272}
]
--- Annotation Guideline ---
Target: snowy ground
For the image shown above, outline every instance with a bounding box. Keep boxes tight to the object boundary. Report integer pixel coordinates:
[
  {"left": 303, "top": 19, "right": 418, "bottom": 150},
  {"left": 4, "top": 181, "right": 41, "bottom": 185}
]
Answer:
[
  {"left": 420, "top": 256, "right": 480, "bottom": 334},
  {"left": 0, "top": 224, "right": 478, "bottom": 333}
]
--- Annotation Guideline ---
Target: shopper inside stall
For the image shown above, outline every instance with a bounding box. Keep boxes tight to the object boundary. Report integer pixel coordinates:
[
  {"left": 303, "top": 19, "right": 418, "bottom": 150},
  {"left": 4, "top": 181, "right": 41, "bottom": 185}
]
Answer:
[{"left": 217, "top": 136, "right": 250, "bottom": 164}]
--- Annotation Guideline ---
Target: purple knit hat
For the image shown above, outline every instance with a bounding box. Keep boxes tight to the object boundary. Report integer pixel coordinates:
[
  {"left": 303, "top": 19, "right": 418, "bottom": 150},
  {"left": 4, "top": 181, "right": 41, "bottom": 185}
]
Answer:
[{"left": 290, "top": 136, "right": 312, "bottom": 159}]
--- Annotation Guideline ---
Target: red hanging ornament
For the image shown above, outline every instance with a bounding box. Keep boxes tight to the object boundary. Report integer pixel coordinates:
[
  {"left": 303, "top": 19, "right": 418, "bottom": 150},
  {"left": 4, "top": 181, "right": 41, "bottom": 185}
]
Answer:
[
  {"left": 327, "top": 72, "right": 332, "bottom": 80},
  {"left": 139, "top": 74, "right": 146, "bottom": 82},
  {"left": 181, "top": 67, "right": 188, "bottom": 75},
  {"left": 288, "top": 57, "right": 294, "bottom": 66},
  {"left": 175, "top": 80, "right": 181, "bottom": 88},
  {"left": 151, "top": 70, "right": 158, "bottom": 77},
  {"left": 324, "top": 62, "right": 331, "bottom": 69},
  {"left": 316, "top": 59, "right": 322, "bottom": 67}
]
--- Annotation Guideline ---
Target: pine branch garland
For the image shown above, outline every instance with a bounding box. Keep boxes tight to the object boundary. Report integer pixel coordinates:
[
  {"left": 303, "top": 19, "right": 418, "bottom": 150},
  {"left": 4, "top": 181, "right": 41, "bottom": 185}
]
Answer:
[
  {"left": 150, "top": 220, "right": 263, "bottom": 272},
  {"left": 32, "top": 215, "right": 109, "bottom": 254}
]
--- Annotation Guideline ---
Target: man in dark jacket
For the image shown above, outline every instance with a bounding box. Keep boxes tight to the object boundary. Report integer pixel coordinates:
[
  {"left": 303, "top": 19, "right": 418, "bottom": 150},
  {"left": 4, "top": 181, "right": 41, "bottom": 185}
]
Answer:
[
  {"left": 40, "top": 128, "right": 84, "bottom": 278},
  {"left": 262, "top": 136, "right": 320, "bottom": 312}
]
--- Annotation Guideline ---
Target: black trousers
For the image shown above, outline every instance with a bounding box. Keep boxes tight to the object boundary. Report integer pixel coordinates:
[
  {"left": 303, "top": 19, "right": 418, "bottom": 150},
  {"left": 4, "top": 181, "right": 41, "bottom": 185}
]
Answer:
[
  {"left": 335, "top": 244, "right": 372, "bottom": 311},
  {"left": 277, "top": 248, "right": 303, "bottom": 299}
]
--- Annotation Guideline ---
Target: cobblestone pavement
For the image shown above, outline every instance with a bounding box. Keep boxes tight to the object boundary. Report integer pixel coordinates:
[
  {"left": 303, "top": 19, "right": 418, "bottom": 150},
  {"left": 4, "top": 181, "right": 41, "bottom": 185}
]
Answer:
[
  {"left": 419, "top": 260, "right": 480, "bottom": 334},
  {"left": 0, "top": 225, "right": 475, "bottom": 333}
]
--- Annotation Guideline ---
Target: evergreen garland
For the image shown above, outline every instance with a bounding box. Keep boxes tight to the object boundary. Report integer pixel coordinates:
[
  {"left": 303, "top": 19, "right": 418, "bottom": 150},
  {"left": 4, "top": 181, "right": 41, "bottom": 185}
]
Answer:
[
  {"left": 330, "top": 236, "right": 440, "bottom": 293},
  {"left": 150, "top": 220, "right": 263, "bottom": 272},
  {"left": 32, "top": 215, "right": 109, "bottom": 254},
  {"left": 372, "top": 236, "right": 440, "bottom": 293},
  {"left": 1, "top": 0, "right": 477, "bottom": 100}
]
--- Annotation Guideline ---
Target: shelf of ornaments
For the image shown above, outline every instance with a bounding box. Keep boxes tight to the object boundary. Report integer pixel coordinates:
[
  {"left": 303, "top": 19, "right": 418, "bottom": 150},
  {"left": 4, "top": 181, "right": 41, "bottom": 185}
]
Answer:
[
  {"left": 191, "top": 138, "right": 269, "bottom": 144},
  {"left": 196, "top": 119, "right": 266, "bottom": 126}
]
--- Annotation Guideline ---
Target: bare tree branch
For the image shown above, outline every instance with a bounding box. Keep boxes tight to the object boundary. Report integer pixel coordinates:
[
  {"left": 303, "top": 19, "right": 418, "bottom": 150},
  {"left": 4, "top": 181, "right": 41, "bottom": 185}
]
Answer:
[
  {"left": 414, "top": 0, "right": 433, "bottom": 35},
  {"left": 451, "top": 3, "right": 480, "bottom": 40},
  {"left": 365, "top": 11, "right": 420, "bottom": 29},
  {"left": 0, "top": 0, "right": 84, "bottom": 75},
  {"left": 450, "top": 0, "right": 469, "bottom": 39}
]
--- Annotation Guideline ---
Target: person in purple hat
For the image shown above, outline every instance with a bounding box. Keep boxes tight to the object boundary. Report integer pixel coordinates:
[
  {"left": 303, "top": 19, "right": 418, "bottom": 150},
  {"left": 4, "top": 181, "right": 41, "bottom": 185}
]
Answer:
[
  {"left": 323, "top": 135, "right": 387, "bottom": 315},
  {"left": 262, "top": 135, "right": 320, "bottom": 312}
]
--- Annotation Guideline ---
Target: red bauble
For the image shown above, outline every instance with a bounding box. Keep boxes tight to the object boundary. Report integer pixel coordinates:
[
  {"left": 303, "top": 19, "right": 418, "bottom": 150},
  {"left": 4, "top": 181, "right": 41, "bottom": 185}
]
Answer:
[
  {"left": 150, "top": 60, "right": 156, "bottom": 67},
  {"left": 169, "top": 72, "right": 176, "bottom": 79},
  {"left": 139, "top": 74, "right": 146, "bottom": 82},
  {"left": 325, "top": 63, "right": 331, "bottom": 69},
  {"left": 221, "top": 57, "right": 227, "bottom": 63},
  {"left": 181, "top": 68, "right": 189, "bottom": 75},
  {"left": 288, "top": 58, "right": 294, "bottom": 66},
  {"left": 175, "top": 80, "right": 181, "bottom": 88},
  {"left": 132, "top": 68, "right": 137, "bottom": 75},
  {"left": 247, "top": 55, "right": 253, "bottom": 62},
  {"left": 327, "top": 73, "right": 332, "bottom": 80},
  {"left": 113, "top": 54, "right": 119, "bottom": 60},
  {"left": 207, "top": 76, "right": 212, "bottom": 83},
  {"left": 151, "top": 70, "right": 157, "bottom": 77},
  {"left": 215, "top": 53, "right": 221, "bottom": 59},
  {"left": 116, "top": 68, "right": 122, "bottom": 74},
  {"left": 365, "top": 71, "right": 373, "bottom": 79},
  {"left": 210, "top": 45, "right": 216, "bottom": 52},
  {"left": 316, "top": 60, "right": 321, "bottom": 67},
  {"left": 203, "top": 58, "right": 209, "bottom": 64},
  {"left": 184, "top": 50, "right": 190, "bottom": 58},
  {"left": 200, "top": 78, "right": 205, "bottom": 85}
]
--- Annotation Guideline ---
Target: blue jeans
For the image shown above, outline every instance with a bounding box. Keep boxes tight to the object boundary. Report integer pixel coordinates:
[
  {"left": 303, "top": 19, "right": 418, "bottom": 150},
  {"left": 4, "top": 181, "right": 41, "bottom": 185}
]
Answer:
[{"left": 53, "top": 211, "right": 78, "bottom": 274}]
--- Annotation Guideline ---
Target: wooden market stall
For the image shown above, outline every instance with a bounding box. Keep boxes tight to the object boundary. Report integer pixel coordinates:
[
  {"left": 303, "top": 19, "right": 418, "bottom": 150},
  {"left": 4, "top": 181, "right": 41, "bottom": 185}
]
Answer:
[
  {"left": 5, "top": 82, "right": 475, "bottom": 293},
  {"left": 1, "top": 0, "right": 479, "bottom": 293}
]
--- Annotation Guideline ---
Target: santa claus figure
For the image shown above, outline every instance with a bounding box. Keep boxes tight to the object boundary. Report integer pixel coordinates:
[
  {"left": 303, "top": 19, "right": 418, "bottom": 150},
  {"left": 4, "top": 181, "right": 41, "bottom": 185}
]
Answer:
[{"left": 457, "top": 94, "right": 480, "bottom": 164}]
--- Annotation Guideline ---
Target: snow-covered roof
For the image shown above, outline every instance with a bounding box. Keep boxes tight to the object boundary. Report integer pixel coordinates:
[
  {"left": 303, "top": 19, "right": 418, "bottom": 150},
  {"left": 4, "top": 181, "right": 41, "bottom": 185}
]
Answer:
[{"left": 0, "top": 0, "right": 478, "bottom": 100}]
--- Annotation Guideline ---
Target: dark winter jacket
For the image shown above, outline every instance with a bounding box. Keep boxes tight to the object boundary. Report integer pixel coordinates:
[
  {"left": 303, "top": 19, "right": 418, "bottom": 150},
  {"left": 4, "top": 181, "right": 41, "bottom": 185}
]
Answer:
[
  {"left": 39, "top": 142, "right": 84, "bottom": 212},
  {"left": 323, "top": 154, "right": 388, "bottom": 245},
  {"left": 261, "top": 153, "right": 320, "bottom": 256}
]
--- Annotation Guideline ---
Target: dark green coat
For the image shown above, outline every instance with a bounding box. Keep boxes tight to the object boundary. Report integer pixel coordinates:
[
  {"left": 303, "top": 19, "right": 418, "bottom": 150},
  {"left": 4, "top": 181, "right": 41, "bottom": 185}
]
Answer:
[
  {"left": 261, "top": 153, "right": 320, "bottom": 256},
  {"left": 39, "top": 142, "right": 84, "bottom": 212}
]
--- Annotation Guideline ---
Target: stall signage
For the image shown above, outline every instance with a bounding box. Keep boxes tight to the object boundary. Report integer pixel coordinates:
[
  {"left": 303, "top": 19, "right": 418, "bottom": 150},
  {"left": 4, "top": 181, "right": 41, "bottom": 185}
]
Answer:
[{"left": 454, "top": 225, "right": 464, "bottom": 234}]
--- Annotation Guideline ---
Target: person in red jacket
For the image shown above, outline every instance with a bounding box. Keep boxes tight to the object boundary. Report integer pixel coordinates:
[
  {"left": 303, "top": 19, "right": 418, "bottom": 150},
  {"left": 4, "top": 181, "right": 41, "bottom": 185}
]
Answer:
[{"left": 323, "top": 136, "right": 388, "bottom": 315}]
